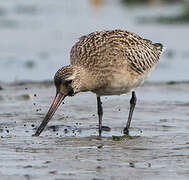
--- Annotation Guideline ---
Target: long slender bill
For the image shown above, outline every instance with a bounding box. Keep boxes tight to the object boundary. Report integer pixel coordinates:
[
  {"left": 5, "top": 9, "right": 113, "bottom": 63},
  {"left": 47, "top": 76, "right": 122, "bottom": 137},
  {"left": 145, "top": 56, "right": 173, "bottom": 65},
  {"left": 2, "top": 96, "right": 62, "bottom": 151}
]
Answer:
[{"left": 33, "top": 93, "right": 66, "bottom": 136}]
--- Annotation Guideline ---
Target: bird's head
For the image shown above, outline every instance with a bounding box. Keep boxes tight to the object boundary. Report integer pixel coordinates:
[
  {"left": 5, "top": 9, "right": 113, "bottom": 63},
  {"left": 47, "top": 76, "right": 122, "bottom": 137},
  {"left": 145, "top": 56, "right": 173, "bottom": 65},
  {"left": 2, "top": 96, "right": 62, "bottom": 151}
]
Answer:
[
  {"left": 33, "top": 65, "right": 79, "bottom": 136},
  {"left": 54, "top": 65, "right": 76, "bottom": 97}
]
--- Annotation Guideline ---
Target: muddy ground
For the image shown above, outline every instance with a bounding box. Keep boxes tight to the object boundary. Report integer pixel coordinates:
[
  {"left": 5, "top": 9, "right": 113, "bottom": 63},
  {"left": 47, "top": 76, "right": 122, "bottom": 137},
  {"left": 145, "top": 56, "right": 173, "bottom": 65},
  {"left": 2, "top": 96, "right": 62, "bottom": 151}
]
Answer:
[{"left": 0, "top": 81, "right": 188, "bottom": 179}]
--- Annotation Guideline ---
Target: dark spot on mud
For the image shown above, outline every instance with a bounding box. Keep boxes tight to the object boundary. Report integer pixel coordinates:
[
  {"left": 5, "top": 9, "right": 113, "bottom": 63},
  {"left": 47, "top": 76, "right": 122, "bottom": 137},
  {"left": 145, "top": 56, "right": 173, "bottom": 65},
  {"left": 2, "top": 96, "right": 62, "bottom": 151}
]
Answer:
[
  {"left": 24, "top": 165, "right": 33, "bottom": 168},
  {"left": 102, "top": 126, "right": 111, "bottom": 132},
  {"left": 6, "top": 130, "right": 9, "bottom": 133},
  {"left": 31, "top": 124, "right": 35, "bottom": 128},
  {"left": 96, "top": 166, "right": 102, "bottom": 170},
  {"left": 25, "top": 87, "right": 28, "bottom": 90},
  {"left": 129, "top": 162, "right": 135, "bottom": 168},
  {"left": 48, "top": 125, "right": 58, "bottom": 132},
  {"left": 36, "top": 108, "right": 41, "bottom": 112},
  {"left": 97, "top": 159, "right": 102, "bottom": 161},
  {"left": 49, "top": 171, "right": 57, "bottom": 175},
  {"left": 64, "top": 128, "right": 68, "bottom": 133},
  {"left": 167, "top": 81, "right": 177, "bottom": 85},
  {"left": 118, "top": 108, "right": 121, "bottom": 111},
  {"left": 160, "top": 119, "right": 168, "bottom": 122},
  {"left": 33, "top": 103, "right": 36, "bottom": 105},
  {"left": 112, "top": 135, "right": 139, "bottom": 141},
  {"left": 44, "top": 161, "right": 51, "bottom": 164},
  {"left": 34, "top": 94, "right": 37, "bottom": 97},
  {"left": 97, "top": 144, "right": 103, "bottom": 148},
  {"left": 0, "top": 86, "right": 3, "bottom": 90},
  {"left": 24, "top": 124, "right": 26, "bottom": 127},
  {"left": 19, "top": 94, "right": 32, "bottom": 100}
]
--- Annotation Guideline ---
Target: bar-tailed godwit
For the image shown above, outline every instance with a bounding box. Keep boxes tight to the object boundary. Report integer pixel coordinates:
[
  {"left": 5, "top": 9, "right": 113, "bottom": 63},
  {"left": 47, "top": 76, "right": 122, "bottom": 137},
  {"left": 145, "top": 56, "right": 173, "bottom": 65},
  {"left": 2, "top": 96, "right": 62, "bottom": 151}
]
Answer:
[{"left": 34, "top": 29, "right": 163, "bottom": 136}]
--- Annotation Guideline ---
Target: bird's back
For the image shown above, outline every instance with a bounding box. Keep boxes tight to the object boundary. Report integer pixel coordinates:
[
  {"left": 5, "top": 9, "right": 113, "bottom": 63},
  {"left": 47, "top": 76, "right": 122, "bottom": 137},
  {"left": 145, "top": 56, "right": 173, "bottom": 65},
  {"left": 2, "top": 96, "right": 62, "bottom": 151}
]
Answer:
[
  {"left": 70, "top": 29, "right": 163, "bottom": 95},
  {"left": 70, "top": 29, "right": 163, "bottom": 74}
]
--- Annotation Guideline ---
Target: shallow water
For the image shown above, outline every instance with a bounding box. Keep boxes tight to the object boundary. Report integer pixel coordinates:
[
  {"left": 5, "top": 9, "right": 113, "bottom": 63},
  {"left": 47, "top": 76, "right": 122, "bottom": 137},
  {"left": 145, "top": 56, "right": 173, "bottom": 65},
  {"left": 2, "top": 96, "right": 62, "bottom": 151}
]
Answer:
[
  {"left": 0, "top": 0, "right": 188, "bottom": 82},
  {"left": 0, "top": 81, "right": 189, "bottom": 179}
]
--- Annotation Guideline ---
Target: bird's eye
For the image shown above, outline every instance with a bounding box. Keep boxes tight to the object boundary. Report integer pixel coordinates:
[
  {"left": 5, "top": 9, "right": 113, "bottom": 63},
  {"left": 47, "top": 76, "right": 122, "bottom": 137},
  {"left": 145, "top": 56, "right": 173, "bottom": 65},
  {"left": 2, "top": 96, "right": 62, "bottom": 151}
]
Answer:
[
  {"left": 55, "top": 78, "right": 61, "bottom": 87},
  {"left": 65, "top": 80, "right": 72, "bottom": 86}
]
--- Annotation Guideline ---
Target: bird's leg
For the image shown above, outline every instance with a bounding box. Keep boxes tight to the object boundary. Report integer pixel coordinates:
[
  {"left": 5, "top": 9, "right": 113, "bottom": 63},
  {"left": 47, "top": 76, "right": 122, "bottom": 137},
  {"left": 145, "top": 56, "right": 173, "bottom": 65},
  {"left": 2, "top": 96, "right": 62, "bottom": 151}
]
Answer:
[
  {"left": 97, "top": 96, "right": 103, "bottom": 137},
  {"left": 124, "top": 91, "right": 137, "bottom": 135}
]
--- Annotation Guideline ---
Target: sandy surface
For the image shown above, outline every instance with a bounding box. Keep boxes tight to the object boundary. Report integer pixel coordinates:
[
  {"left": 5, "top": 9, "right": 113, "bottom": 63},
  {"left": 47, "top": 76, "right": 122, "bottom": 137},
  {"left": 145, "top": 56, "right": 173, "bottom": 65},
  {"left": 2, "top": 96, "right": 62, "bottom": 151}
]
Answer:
[{"left": 0, "top": 81, "right": 189, "bottom": 179}]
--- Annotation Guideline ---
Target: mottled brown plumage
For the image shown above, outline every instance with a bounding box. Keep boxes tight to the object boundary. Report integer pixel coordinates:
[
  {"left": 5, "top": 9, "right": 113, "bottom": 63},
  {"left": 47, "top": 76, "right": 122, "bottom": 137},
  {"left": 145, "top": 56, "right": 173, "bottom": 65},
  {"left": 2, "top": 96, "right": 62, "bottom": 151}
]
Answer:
[{"left": 34, "top": 29, "right": 163, "bottom": 136}]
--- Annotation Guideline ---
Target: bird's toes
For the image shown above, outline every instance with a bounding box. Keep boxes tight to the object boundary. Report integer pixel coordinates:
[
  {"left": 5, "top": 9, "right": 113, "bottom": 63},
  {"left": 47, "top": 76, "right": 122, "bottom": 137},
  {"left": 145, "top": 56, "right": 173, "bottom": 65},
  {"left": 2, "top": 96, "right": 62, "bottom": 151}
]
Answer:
[{"left": 123, "top": 127, "right": 129, "bottom": 135}]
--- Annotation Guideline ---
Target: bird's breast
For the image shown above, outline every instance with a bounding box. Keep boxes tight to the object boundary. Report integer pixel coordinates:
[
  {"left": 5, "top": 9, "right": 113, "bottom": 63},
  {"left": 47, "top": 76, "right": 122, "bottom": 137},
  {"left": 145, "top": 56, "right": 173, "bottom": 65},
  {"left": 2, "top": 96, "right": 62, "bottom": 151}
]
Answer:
[{"left": 93, "top": 69, "right": 149, "bottom": 96}]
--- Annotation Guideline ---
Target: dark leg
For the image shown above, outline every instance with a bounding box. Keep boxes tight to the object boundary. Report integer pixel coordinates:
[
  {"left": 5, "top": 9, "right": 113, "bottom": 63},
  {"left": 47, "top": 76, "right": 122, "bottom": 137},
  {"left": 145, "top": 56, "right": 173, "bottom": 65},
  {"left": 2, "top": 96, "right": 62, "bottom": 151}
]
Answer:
[
  {"left": 97, "top": 96, "right": 103, "bottom": 136},
  {"left": 123, "top": 91, "right": 137, "bottom": 135}
]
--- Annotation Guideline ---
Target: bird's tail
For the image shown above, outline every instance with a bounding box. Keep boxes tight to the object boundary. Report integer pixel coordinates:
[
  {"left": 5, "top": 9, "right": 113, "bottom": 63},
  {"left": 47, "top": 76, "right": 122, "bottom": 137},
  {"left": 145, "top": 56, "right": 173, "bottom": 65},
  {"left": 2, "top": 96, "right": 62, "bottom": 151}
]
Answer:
[{"left": 153, "top": 43, "right": 164, "bottom": 54}]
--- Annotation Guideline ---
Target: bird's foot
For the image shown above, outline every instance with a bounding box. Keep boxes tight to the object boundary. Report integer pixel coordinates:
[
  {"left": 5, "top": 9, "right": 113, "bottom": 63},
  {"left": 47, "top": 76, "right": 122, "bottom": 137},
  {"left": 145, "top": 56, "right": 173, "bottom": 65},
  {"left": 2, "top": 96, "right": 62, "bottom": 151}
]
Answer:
[{"left": 123, "top": 127, "right": 129, "bottom": 135}]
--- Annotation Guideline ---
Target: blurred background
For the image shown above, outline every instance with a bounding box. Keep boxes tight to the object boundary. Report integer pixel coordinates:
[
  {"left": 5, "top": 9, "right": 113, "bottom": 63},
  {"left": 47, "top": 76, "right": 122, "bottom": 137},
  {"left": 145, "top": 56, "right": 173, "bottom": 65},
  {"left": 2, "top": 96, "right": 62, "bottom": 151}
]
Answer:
[{"left": 0, "top": 0, "right": 188, "bottom": 83}]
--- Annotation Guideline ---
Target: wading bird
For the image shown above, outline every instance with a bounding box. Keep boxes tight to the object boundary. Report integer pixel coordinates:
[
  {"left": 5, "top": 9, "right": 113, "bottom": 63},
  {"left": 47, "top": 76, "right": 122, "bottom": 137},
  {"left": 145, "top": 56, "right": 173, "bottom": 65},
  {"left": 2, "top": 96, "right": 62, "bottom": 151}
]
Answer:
[{"left": 34, "top": 29, "right": 163, "bottom": 136}]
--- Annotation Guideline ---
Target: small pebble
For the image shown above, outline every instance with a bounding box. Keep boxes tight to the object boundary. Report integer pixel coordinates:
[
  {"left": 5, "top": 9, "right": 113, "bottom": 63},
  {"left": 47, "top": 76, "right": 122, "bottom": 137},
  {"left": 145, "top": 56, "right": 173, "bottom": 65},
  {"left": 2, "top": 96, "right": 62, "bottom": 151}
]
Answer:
[
  {"left": 96, "top": 166, "right": 102, "bottom": 169},
  {"left": 49, "top": 171, "right": 56, "bottom": 175},
  {"left": 102, "top": 126, "right": 111, "bottom": 132},
  {"left": 34, "top": 94, "right": 37, "bottom": 97},
  {"left": 44, "top": 161, "right": 51, "bottom": 164},
  {"left": 24, "top": 165, "right": 32, "bottom": 168},
  {"left": 31, "top": 124, "right": 35, "bottom": 128},
  {"left": 6, "top": 130, "right": 9, "bottom": 133},
  {"left": 97, "top": 145, "right": 103, "bottom": 149}
]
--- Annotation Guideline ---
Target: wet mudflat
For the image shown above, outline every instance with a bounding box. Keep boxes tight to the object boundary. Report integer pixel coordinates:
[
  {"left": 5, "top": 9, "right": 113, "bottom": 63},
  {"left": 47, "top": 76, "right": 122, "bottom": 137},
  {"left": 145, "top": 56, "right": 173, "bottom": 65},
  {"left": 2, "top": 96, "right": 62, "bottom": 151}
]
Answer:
[{"left": 0, "top": 81, "right": 189, "bottom": 179}]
